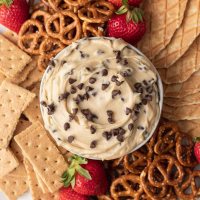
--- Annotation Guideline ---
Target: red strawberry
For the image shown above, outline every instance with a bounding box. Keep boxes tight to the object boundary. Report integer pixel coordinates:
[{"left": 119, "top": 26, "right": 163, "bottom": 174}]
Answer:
[
  {"left": 194, "top": 137, "right": 200, "bottom": 163},
  {"left": 107, "top": 0, "right": 146, "bottom": 45},
  {"left": 59, "top": 187, "right": 89, "bottom": 200},
  {"left": 0, "top": 0, "right": 29, "bottom": 33},
  {"left": 61, "top": 155, "right": 108, "bottom": 196},
  {"left": 108, "top": 0, "right": 142, "bottom": 8}
]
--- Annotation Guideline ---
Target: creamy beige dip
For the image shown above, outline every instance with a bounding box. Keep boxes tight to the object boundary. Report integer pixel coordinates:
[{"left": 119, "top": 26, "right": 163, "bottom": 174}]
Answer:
[{"left": 40, "top": 37, "right": 160, "bottom": 160}]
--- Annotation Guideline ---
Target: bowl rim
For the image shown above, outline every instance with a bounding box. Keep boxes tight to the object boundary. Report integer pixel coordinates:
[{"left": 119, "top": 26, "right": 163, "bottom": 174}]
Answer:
[{"left": 40, "top": 36, "right": 163, "bottom": 160}]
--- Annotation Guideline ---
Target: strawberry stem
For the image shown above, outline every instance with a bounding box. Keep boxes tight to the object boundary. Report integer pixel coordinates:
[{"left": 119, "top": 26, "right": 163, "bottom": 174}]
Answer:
[
  {"left": 0, "top": 0, "right": 13, "bottom": 7},
  {"left": 194, "top": 137, "right": 200, "bottom": 142}
]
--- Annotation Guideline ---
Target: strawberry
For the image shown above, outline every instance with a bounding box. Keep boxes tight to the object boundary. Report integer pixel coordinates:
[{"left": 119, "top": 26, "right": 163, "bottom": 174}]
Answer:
[
  {"left": 61, "top": 155, "right": 108, "bottom": 196},
  {"left": 0, "top": 0, "right": 29, "bottom": 33},
  {"left": 194, "top": 137, "right": 200, "bottom": 163},
  {"left": 108, "top": 0, "right": 142, "bottom": 8},
  {"left": 59, "top": 187, "right": 89, "bottom": 200},
  {"left": 107, "top": 0, "right": 146, "bottom": 45}
]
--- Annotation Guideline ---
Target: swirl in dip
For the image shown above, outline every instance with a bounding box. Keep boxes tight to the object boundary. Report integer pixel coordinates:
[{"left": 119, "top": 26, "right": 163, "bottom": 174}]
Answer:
[{"left": 40, "top": 37, "right": 161, "bottom": 160}]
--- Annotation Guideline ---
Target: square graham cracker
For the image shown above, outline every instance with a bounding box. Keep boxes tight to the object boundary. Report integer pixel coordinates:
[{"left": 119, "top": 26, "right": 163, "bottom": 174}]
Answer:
[
  {"left": 15, "top": 121, "right": 68, "bottom": 193},
  {"left": 24, "top": 159, "right": 59, "bottom": 200},
  {"left": 0, "top": 80, "right": 35, "bottom": 148},
  {"left": 0, "top": 148, "right": 19, "bottom": 178},
  {"left": 0, "top": 162, "right": 29, "bottom": 200},
  {"left": 0, "top": 34, "right": 32, "bottom": 79}
]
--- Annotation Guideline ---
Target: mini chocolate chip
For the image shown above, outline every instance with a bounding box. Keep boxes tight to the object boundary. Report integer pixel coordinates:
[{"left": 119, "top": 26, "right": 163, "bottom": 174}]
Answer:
[
  {"left": 102, "top": 131, "right": 112, "bottom": 140},
  {"left": 116, "top": 80, "right": 124, "bottom": 86},
  {"left": 64, "top": 122, "right": 70, "bottom": 130},
  {"left": 144, "top": 94, "right": 152, "bottom": 101},
  {"left": 137, "top": 126, "right": 145, "bottom": 130},
  {"left": 108, "top": 117, "right": 115, "bottom": 124},
  {"left": 59, "top": 92, "right": 70, "bottom": 102},
  {"left": 77, "top": 83, "right": 84, "bottom": 90},
  {"left": 115, "top": 51, "right": 121, "bottom": 62},
  {"left": 111, "top": 75, "right": 118, "bottom": 82},
  {"left": 69, "top": 78, "right": 77, "bottom": 84},
  {"left": 134, "top": 82, "right": 142, "bottom": 89},
  {"left": 47, "top": 103, "right": 55, "bottom": 115},
  {"left": 83, "top": 93, "right": 90, "bottom": 100},
  {"left": 134, "top": 104, "right": 141, "bottom": 112},
  {"left": 121, "top": 59, "right": 128, "bottom": 65},
  {"left": 68, "top": 136, "right": 75, "bottom": 143},
  {"left": 40, "top": 101, "right": 47, "bottom": 107},
  {"left": 80, "top": 51, "right": 89, "bottom": 58},
  {"left": 102, "top": 83, "right": 110, "bottom": 90},
  {"left": 136, "top": 87, "right": 143, "bottom": 93},
  {"left": 90, "top": 126, "right": 96, "bottom": 134},
  {"left": 142, "top": 99, "right": 148, "bottom": 105},
  {"left": 121, "top": 97, "right": 125, "bottom": 102},
  {"left": 89, "top": 77, "right": 96, "bottom": 84},
  {"left": 90, "top": 140, "right": 97, "bottom": 148},
  {"left": 118, "top": 127, "right": 126, "bottom": 135},
  {"left": 102, "top": 69, "right": 108, "bottom": 76},
  {"left": 61, "top": 60, "right": 67, "bottom": 65},
  {"left": 142, "top": 80, "right": 148, "bottom": 86},
  {"left": 126, "top": 107, "right": 132, "bottom": 115},
  {"left": 75, "top": 94, "right": 83, "bottom": 104},
  {"left": 111, "top": 128, "right": 119, "bottom": 136},
  {"left": 117, "top": 134, "right": 124, "bottom": 142},
  {"left": 81, "top": 109, "right": 98, "bottom": 122},
  {"left": 128, "top": 123, "right": 134, "bottom": 131},
  {"left": 86, "top": 67, "right": 91, "bottom": 71},
  {"left": 67, "top": 69, "right": 74, "bottom": 75},
  {"left": 49, "top": 59, "right": 55, "bottom": 67},
  {"left": 97, "top": 49, "right": 105, "bottom": 54},
  {"left": 146, "top": 86, "right": 153, "bottom": 94},
  {"left": 112, "top": 90, "right": 121, "bottom": 98},
  {"left": 69, "top": 114, "right": 74, "bottom": 122},
  {"left": 85, "top": 86, "right": 94, "bottom": 92},
  {"left": 107, "top": 110, "right": 113, "bottom": 117},
  {"left": 72, "top": 108, "right": 78, "bottom": 115},
  {"left": 120, "top": 70, "right": 132, "bottom": 77},
  {"left": 92, "top": 92, "right": 97, "bottom": 97},
  {"left": 70, "top": 86, "right": 77, "bottom": 94}
]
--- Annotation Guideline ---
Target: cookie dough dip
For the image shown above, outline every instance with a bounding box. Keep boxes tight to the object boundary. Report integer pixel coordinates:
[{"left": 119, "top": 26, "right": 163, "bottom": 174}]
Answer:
[{"left": 40, "top": 37, "right": 162, "bottom": 160}]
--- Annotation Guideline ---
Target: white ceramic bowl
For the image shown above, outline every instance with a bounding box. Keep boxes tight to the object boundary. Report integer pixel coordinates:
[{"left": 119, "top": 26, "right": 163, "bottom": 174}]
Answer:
[{"left": 40, "top": 37, "right": 163, "bottom": 160}]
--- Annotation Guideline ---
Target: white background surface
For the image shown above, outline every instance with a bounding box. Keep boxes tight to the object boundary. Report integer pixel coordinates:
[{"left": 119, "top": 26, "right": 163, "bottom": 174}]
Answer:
[{"left": 0, "top": 11, "right": 200, "bottom": 200}]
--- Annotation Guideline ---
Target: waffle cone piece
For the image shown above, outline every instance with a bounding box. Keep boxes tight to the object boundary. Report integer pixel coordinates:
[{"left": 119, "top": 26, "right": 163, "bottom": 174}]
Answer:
[
  {"left": 153, "top": 0, "right": 200, "bottom": 69},
  {"left": 137, "top": 0, "right": 188, "bottom": 59},
  {"left": 164, "top": 70, "right": 200, "bottom": 98},
  {"left": 158, "top": 35, "right": 200, "bottom": 84}
]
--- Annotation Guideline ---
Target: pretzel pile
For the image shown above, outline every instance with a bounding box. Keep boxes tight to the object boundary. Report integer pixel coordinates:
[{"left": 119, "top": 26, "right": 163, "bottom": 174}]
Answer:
[
  {"left": 18, "top": 0, "right": 114, "bottom": 71},
  {"left": 105, "top": 122, "right": 200, "bottom": 200}
]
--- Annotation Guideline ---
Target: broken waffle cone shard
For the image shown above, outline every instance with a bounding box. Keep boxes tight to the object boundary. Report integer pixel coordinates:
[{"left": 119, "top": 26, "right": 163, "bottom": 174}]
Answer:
[
  {"left": 153, "top": 0, "right": 200, "bottom": 69},
  {"left": 137, "top": 0, "right": 188, "bottom": 59}
]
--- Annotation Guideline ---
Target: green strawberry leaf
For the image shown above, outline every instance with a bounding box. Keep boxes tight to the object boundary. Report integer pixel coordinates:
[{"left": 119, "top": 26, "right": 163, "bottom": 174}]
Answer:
[
  {"left": 116, "top": 5, "right": 128, "bottom": 15},
  {"left": 122, "top": 0, "right": 128, "bottom": 6},
  {"left": 0, "top": 0, "right": 13, "bottom": 7},
  {"left": 132, "top": 11, "right": 139, "bottom": 23},
  {"left": 71, "top": 177, "right": 76, "bottom": 188},
  {"left": 194, "top": 137, "right": 200, "bottom": 142},
  {"left": 76, "top": 165, "right": 92, "bottom": 180},
  {"left": 62, "top": 171, "right": 68, "bottom": 179}
]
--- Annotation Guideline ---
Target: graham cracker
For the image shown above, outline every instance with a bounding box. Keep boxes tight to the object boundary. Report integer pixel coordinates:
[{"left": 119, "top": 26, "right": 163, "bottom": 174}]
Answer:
[
  {"left": 158, "top": 35, "right": 200, "bottom": 84},
  {"left": 24, "top": 159, "right": 59, "bottom": 200},
  {"left": 0, "top": 163, "right": 28, "bottom": 200},
  {"left": 0, "top": 80, "right": 35, "bottom": 148},
  {"left": 164, "top": 70, "right": 200, "bottom": 98},
  {"left": 0, "top": 72, "right": 6, "bottom": 85},
  {"left": 163, "top": 103, "right": 200, "bottom": 121},
  {"left": 2, "top": 30, "right": 18, "bottom": 45},
  {"left": 35, "top": 171, "right": 50, "bottom": 194},
  {"left": 15, "top": 121, "right": 68, "bottom": 193},
  {"left": 23, "top": 82, "right": 42, "bottom": 123},
  {"left": 177, "top": 119, "right": 200, "bottom": 137},
  {"left": 20, "top": 60, "right": 44, "bottom": 89},
  {"left": 165, "top": 91, "right": 200, "bottom": 107},
  {"left": 0, "top": 148, "right": 19, "bottom": 178},
  {"left": 137, "top": 0, "right": 188, "bottom": 59},
  {"left": 8, "top": 57, "right": 37, "bottom": 85},
  {"left": 154, "top": 0, "right": 200, "bottom": 68},
  {"left": 0, "top": 34, "right": 32, "bottom": 78},
  {"left": 10, "top": 120, "right": 32, "bottom": 162}
]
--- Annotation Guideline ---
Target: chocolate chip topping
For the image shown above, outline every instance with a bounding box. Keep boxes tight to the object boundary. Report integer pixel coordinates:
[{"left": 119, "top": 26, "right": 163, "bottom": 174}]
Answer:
[
  {"left": 102, "top": 83, "right": 110, "bottom": 90},
  {"left": 83, "top": 93, "right": 90, "bottom": 100},
  {"left": 97, "top": 49, "right": 105, "bottom": 54},
  {"left": 90, "top": 140, "right": 97, "bottom": 148},
  {"left": 114, "top": 50, "right": 121, "bottom": 63},
  {"left": 74, "top": 94, "right": 84, "bottom": 104},
  {"left": 80, "top": 51, "right": 89, "bottom": 58},
  {"left": 134, "top": 82, "right": 142, "bottom": 89},
  {"left": 81, "top": 109, "right": 98, "bottom": 122},
  {"left": 58, "top": 92, "right": 70, "bottom": 102},
  {"left": 120, "top": 69, "right": 132, "bottom": 77},
  {"left": 64, "top": 122, "right": 70, "bottom": 130},
  {"left": 126, "top": 107, "right": 132, "bottom": 115},
  {"left": 69, "top": 108, "right": 78, "bottom": 121},
  {"left": 128, "top": 123, "right": 134, "bottom": 131},
  {"left": 116, "top": 80, "right": 124, "bottom": 86},
  {"left": 142, "top": 99, "right": 148, "bottom": 105},
  {"left": 137, "top": 126, "right": 145, "bottom": 130},
  {"left": 108, "top": 117, "right": 115, "bottom": 124},
  {"left": 111, "top": 75, "right": 118, "bottom": 82},
  {"left": 61, "top": 60, "right": 67, "bottom": 65},
  {"left": 89, "top": 77, "right": 96, "bottom": 84},
  {"left": 112, "top": 90, "right": 121, "bottom": 98},
  {"left": 102, "top": 131, "right": 112, "bottom": 140},
  {"left": 117, "top": 134, "right": 124, "bottom": 142},
  {"left": 69, "top": 78, "right": 77, "bottom": 84},
  {"left": 102, "top": 69, "right": 108, "bottom": 76},
  {"left": 90, "top": 125, "right": 96, "bottom": 134},
  {"left": 77, "top": 83, "right": 84, "bottom": 90},
  {"left": 146, "top": 86, "right": 153, "bottom": 94},
  {"left": 85, "top": 86, "right": 94, "bottom": 92},
  {"left": 70, "top": 86, "right": 77, "bottom": 94},
  {"left": 143, "top": 80, "right": 148, "bottom": 86},
  {"left": 144, "top": 94, "right": 152, "bottom": 101},
  {"left": 68, "top": 136, "right": 75, "bottom": 143},
  {"left": 72, "top": 108, "right": 78, "bottom": 115},
  {"left": 47, "top": 103, "right": 55, "bottom": 115},
  {"left": 40, "top": 101, "right": 47, "bottom": 107},
  {"left": 49, "top": 59, "right": 55, "bottom": 67}
]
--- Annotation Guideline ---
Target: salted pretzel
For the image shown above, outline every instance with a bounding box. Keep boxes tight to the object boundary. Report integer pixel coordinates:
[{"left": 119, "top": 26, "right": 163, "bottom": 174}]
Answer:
[
  {"left": 64, "top": 0, "right": 89, "bottom": 7},
  {"left": 140, "top": 167, "right": 175, "bottom": 200},
  {"left": 32, "top": 1, "right": 54, "bottom": 14},
  {"left": 124, "top": 151, "right": 151, "bottom": 175},
  {"left": 78, "top": 1, "right": 114, "bottom": 23},
  {"left": 154, "top": 122, "right": 180, "bottom": 155},
  {"left": 48, "top": 0, "right": 78, "bottom": 12},
  {"left": 97, "top": 195, "right": 113, "bottom": 200},
  {"left": 147, "top": 155, "right": 184, "bottom": 187},
  {"left": 176, "top": 134, "right": 198, "bottom": 167},
  {"left": 110, "top": 174, "right": 143, "bottom": 200},
  {"left": 18, "top": 19, "right": 47, "bottom": 55},
  {"left": 82, "top": 21, "right": 104, "bottom": 37},
  {"left": 45, "top": 10, "right": 82, "bottom": 45}
]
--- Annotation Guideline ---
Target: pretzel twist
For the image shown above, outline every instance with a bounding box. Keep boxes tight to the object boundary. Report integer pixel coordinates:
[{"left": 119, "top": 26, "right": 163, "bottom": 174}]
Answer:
[{"left": 82, "top": 21, "right": 104, "bottom": 37}]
